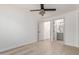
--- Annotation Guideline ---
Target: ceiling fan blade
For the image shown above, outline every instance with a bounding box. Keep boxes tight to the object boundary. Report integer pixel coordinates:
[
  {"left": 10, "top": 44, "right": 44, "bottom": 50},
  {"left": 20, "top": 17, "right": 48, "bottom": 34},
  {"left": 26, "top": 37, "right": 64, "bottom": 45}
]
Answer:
[
  {"left": 41, "top": 4, "right": 44, "bottom": 9},
  {"left": 30, "top": 9, "right": 40, "bottom": 11},
  {"left": 44, "top": 9, "right": 56, "bottom": 11}
]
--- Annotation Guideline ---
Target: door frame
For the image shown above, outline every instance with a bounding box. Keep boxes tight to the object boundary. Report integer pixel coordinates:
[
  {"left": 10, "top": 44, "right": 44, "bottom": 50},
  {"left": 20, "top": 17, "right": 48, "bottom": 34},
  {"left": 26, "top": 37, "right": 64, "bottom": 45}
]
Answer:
[{"left": 53, "top": 18, "right": 65, "bottom": 41}]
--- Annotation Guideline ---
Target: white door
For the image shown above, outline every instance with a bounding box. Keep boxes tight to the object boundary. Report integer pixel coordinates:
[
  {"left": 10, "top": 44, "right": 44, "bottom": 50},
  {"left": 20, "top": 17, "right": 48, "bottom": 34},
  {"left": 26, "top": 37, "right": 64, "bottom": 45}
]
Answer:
[
  {"left": 38, "top": 22, "right": 44, "bottom": 41},
  {"left": 38, "top": 21, "right": 50, "bottom": 41}
]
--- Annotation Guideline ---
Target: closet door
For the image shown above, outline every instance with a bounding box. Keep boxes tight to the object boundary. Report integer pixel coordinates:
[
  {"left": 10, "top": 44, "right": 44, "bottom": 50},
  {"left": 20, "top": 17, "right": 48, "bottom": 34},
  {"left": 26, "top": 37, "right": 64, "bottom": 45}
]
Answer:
[
  {"left": 73, "top": 13, "right": 78, "bottom": 47},
  {"left": 64, "top": 11, "right": 78, "bottom": 47}
]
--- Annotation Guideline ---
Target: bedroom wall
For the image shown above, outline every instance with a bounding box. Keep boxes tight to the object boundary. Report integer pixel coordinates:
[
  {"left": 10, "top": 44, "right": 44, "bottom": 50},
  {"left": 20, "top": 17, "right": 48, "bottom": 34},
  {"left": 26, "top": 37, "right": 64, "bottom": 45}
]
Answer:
[{"left": 0, "top": 5, "right": 39, "bottom": 52}]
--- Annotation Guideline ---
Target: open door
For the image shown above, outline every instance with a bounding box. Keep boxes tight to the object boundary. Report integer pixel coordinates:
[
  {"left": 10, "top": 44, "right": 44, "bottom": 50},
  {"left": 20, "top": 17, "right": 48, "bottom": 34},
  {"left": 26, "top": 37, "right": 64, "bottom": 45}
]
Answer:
[{"left": 53, "top": 19, "right": 64, "bottom": 41}]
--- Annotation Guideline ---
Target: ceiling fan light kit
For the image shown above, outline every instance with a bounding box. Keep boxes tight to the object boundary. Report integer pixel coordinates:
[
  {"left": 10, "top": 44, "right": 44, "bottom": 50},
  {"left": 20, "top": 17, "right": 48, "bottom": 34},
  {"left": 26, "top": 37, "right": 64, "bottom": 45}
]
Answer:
[
  {"left": 30, "top": 4, "right": 56, "bottom": 16},
  {"left": 39, "top": 9, "right": 45, "bottom": 16}
]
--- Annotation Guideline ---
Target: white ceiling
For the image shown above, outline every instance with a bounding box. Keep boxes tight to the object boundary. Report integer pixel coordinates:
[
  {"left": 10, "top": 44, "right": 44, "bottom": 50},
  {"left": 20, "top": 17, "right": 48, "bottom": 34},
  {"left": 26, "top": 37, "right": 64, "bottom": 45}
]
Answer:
[
  {"left": 4, "top": 4, "right": 79, "bottom": 18},
  {"left": 12, "top": 4, "right": 78, "bottom": 10},
  {"left": 13, "top": 4, "right": 79, "bottom": 18}
]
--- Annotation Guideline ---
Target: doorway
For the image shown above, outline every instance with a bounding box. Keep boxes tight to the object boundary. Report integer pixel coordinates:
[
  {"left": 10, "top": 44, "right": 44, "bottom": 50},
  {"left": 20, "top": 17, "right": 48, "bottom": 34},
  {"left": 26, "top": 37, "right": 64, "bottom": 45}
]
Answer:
[
  {"left": 53, "top": 19, "right": 64, "bottom": 42},
  {"left": 38, "top": 21, "right": 51, "bottom": 41}
]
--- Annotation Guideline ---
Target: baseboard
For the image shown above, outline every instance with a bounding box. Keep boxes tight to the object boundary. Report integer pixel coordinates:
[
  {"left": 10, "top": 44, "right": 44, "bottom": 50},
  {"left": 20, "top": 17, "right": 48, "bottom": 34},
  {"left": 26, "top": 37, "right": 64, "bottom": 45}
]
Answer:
[
  {"left": 0, "top": 39, "right": 37, "bottom": 53},
  {"left": 64, "top": 42, "right": 79, "bottom": 48}
]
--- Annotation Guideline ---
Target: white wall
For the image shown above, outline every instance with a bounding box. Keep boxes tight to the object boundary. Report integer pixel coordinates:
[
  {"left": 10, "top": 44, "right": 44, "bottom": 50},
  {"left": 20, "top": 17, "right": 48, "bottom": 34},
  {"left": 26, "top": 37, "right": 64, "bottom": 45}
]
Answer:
[{"left": 0, "top": 5, "right": 39, "bottom": 52}]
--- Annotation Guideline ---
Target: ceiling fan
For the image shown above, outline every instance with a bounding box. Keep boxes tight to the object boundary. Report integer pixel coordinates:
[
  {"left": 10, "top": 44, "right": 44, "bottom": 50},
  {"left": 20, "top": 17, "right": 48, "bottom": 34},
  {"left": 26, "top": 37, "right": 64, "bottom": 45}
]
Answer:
[{"left": 30, "top": 4, "right": 56, "bottom": 16}]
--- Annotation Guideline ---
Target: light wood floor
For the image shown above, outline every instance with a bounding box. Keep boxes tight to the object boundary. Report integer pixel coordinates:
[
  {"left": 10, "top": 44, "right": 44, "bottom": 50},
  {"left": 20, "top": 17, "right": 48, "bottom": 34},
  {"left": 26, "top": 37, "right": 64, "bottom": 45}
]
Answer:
[{"left": 1, "top": 40, "right": 79, "bottom": 55}]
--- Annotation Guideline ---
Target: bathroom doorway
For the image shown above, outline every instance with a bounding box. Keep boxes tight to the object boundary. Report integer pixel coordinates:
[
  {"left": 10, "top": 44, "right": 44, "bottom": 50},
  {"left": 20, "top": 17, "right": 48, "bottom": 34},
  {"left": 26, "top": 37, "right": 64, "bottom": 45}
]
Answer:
[{"left": 53, "top": 19, "right": 64, "bottom": 42}]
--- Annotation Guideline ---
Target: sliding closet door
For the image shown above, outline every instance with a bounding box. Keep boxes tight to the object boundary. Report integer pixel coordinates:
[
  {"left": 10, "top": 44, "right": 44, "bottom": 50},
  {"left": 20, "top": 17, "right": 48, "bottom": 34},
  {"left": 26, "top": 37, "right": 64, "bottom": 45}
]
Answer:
[{"left": 64, "top": 11, "right": 79, "bottom": 47}]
